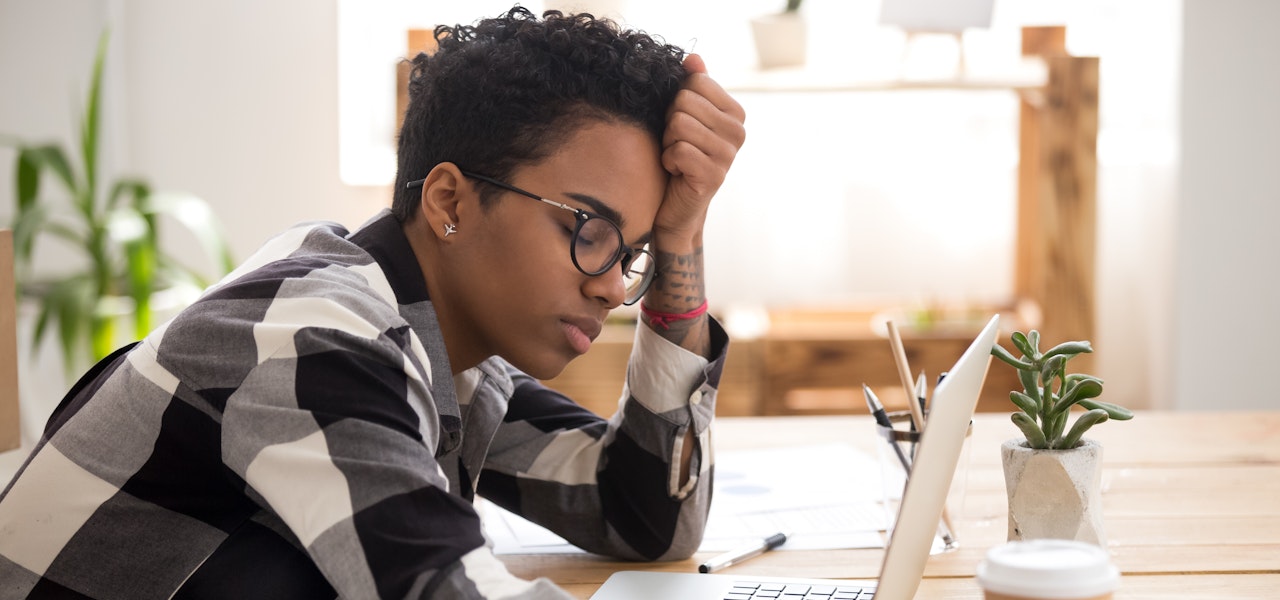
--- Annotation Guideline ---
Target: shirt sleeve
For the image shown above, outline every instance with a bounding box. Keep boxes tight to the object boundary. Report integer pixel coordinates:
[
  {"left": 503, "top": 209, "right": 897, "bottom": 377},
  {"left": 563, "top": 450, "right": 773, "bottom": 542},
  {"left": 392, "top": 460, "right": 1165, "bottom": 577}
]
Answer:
[
  {"left": 218, "top": 325, "right": 574, "bottom": 599},
  {"left": 478, "top": 318, "right": 729, "bottom": 561}
]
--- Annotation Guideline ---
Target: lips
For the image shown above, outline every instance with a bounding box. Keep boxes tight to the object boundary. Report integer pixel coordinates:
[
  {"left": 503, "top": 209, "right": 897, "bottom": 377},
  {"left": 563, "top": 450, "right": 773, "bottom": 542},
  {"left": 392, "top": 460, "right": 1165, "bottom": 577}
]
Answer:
[{"left": 561, "top": 316, "right": 603, "bottom": 355}]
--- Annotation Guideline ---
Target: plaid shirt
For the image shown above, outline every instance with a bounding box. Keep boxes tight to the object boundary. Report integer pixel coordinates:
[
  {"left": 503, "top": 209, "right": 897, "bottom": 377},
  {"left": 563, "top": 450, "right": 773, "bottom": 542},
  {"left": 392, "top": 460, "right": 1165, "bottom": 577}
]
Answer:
[{"left": 0, "top": 210, "right": 724, "bottom": 599}]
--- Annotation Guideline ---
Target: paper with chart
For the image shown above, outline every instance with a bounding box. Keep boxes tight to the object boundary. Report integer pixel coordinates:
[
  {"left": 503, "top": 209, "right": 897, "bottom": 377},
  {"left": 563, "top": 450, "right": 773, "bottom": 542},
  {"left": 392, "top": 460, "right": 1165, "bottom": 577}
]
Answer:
[{"left": 483, "top": 443, "right": 887, "bottom": 554}]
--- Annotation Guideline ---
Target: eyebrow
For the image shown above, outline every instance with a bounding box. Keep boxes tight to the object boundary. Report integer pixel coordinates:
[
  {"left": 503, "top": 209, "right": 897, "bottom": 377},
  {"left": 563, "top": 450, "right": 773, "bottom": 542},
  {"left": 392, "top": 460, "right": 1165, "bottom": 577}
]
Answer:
[
  {"left": 565, "top": 193, "right": 652, "bottom": 247},
  {"left": 566, "top": 193, "right": 625, "bottom": 229}
]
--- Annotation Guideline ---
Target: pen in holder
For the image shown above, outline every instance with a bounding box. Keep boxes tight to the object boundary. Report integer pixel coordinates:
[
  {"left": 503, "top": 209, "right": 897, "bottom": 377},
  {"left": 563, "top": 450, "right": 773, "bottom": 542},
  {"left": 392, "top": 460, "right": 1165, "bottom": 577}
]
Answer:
[{"left": 875, "top": 410, "right": 972, "bottom": 553}]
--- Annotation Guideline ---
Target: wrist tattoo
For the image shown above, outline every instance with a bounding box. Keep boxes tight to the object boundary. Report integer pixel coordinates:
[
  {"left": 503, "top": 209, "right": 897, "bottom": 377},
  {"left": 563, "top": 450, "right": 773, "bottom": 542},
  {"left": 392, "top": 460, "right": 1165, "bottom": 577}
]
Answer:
[
  {"left": 648, "top": 247, "right": 710, "bottom": 356},
  {"left": 651, "top": 247, "right": 705, "bottom": 308}
]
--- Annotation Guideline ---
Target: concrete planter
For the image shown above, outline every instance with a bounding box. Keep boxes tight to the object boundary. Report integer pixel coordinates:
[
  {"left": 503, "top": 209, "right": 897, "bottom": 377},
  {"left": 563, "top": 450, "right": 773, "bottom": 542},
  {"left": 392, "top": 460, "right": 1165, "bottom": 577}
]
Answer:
[
  {"left": 749, "top": 12, "right": 807, "bottom": 69},
  {"left": 1001, "top": 438, "right": 1106, "bottom": 546}
]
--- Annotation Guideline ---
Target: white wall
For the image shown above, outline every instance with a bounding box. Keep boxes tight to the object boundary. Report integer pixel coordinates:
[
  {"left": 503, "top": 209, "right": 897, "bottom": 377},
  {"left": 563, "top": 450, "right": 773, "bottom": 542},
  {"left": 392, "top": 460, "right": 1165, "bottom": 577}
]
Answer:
[{"left": 1172, "top": 0, "right": 1280, "bottom": 411}]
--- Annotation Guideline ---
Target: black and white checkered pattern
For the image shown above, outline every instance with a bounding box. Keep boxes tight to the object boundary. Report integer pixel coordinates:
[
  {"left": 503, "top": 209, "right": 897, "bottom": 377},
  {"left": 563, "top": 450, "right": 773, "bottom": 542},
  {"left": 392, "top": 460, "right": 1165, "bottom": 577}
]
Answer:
[{"left": 0, "top": 210, "right": 724, "bottom": 599}]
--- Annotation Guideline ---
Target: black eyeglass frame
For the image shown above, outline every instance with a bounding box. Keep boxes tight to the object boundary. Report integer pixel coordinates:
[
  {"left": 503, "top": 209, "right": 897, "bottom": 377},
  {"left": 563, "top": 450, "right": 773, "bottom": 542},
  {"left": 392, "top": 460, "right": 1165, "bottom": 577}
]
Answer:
[{"left": 405, "top": 170, "right": 656, "bottom": 304}]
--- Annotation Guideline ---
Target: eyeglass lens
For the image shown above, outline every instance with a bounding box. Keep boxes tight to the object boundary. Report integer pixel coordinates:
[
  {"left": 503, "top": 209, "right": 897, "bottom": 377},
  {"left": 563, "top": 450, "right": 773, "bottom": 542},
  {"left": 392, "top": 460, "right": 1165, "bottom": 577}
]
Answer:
[
  {"left": 570, "top": 218, "right": 654, "bottom": 304},
  {"left": 621, "top": 250, "right": 654, "bottom": 305}
]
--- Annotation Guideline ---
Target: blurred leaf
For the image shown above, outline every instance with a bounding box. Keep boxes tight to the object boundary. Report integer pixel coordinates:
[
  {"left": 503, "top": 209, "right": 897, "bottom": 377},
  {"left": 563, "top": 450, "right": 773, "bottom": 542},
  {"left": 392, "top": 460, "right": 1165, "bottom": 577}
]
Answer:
[
  {"left": 150, "top": 191, "right": 236, "bottom": 272},
  {"left": 107, "top": 178, "right": 150, "bottom": 213},
  {"left": 124, "top": 231, "right": 157, "bottom": 339},
  {"left": 10, "top": 202, "right": 49, "bottom": 266},
  {"left": 107, "top": 207, "right": 150, "bottom": 245},
  {"left": 15, "top": 149, "right": 39, "bottom": 213},
  {"left": 90, "top": 313, "right": 118, "bottom": 362},
  {"left": 27, "top": 145, "right": 77, "bottom": 193},
  {"left": 46, "top": 275, "right": 95, "bottom": 373},
  {"left": 80, "top": 31, "right": 109, "bottom": 209}
]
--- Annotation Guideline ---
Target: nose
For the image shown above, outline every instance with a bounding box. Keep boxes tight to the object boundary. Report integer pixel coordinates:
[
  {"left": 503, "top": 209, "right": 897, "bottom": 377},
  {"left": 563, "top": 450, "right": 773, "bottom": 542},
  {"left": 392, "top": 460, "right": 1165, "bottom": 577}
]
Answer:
[{"left": 581, "top": 263, "right": 627, "bottom": 309}]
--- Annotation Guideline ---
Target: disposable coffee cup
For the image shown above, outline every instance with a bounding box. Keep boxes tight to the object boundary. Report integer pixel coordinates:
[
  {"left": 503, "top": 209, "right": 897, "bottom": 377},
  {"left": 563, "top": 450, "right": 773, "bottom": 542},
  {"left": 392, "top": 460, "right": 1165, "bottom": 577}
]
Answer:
[{"left": 976, "top": 539, "right": 1119, "bottom": 600}]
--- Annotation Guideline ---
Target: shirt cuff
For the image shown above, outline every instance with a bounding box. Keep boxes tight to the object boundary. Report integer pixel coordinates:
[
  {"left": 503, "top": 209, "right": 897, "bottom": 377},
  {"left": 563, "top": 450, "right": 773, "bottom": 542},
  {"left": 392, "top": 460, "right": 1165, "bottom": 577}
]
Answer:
[{"left": 624, "top": 318, "right": 727, "bottom": 418}]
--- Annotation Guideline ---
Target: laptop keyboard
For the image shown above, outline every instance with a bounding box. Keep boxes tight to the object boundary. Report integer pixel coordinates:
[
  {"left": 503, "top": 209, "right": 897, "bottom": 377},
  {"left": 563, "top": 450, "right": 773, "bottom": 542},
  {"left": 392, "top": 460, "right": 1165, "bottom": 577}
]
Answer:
[{"left": 725, "top": 581, "right": 876, "bottom": 600}]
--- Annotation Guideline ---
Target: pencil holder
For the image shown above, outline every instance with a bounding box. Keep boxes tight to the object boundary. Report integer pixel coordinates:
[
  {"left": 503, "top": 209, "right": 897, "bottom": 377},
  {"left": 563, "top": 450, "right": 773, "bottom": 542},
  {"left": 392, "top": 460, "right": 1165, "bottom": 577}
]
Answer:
[{"left": 874, "top": 410, "right": 972, "bottom": 553}]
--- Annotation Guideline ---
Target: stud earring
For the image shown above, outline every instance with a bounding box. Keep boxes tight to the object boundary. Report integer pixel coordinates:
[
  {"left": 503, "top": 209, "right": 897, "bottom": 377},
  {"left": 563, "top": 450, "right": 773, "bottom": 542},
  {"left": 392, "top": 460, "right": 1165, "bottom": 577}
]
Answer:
[{"left": 444, "top": 223, "right": 457, "bottom": 237}]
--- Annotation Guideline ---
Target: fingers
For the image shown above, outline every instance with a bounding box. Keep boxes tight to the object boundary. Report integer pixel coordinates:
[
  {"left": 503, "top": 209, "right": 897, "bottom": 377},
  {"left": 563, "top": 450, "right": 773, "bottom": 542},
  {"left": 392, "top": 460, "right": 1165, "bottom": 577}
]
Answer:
[
  {"left": 661, "top": 140, "right": 725, "bottom": 195},
  {"left": 661, "top": 111, "right": 740, "bottom": 178},
  {"left": 683, "top": 53, "right": 708, "bottom": 76},
  {"left": 663, "top": 90, "right": 746, "bottom": 154},
  {"left": 665, "top": 55, "right": 745, "bottom": 156},
  {"left": 655, "top": 54, "right": 746, "bottom": 226},
  {"left": 674, "top": 55, "right": 745, "bottom": 124},
  {"left": 670, "top": 73, "right": 745, "bottom": 122}
]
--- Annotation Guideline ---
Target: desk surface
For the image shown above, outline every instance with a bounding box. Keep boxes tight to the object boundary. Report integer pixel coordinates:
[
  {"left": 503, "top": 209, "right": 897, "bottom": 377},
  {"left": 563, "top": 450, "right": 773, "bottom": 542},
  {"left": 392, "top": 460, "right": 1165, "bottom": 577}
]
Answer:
[{"left": 500, "top": 411, "right": 1280, "bottom": 599}]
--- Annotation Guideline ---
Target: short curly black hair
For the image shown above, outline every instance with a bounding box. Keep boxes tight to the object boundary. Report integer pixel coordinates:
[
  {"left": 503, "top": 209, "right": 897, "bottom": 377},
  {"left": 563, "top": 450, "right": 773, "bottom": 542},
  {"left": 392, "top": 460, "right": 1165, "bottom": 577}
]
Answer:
[{"left": 390, "top": 6, "right": 687, "bottom": 222}]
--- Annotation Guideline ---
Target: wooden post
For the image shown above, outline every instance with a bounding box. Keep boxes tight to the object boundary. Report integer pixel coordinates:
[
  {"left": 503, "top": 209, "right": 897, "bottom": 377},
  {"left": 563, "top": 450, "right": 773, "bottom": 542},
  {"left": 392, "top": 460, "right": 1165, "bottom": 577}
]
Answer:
[
  {"left": 1, "top": 230, "right": 20, "bottom": 451},
  {"left": 1016, "top": 27, "right": 1098, "bottom": 364},
  {"left": 1015, "top": 27, "right": 1067, "bottom": 300}
]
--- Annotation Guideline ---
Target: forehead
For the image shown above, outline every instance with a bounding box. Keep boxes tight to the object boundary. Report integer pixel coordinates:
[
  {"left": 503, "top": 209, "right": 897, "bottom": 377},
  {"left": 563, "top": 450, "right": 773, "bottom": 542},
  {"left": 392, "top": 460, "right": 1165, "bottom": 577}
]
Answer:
[{"left": 510, "top": 120, "right": 666, "bottom": 236}]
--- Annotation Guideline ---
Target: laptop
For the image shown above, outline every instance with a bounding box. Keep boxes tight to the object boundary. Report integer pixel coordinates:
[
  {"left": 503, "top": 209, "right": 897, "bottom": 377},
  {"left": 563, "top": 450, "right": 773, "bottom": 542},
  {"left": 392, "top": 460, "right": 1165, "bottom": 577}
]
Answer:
[{"left": 591, "top": 314, "right": 1000, "bottom": 600}]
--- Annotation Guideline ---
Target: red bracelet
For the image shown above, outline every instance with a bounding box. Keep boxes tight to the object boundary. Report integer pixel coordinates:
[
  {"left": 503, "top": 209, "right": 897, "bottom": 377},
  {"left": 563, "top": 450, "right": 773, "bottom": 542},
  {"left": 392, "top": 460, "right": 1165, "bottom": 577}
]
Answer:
[{"left": 640, "top": 300, "right": 708, "bottom": 330}]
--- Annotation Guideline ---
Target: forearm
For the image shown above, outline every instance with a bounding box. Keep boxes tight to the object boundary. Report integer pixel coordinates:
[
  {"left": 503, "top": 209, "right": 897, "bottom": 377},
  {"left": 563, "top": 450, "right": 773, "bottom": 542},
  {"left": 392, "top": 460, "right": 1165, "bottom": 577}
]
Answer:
[
  {"left": 642, "top": 234, "right": 712, "bottom": 359},
  {"left": 483, "top": 324, "right": 726, "bottom": 561}
]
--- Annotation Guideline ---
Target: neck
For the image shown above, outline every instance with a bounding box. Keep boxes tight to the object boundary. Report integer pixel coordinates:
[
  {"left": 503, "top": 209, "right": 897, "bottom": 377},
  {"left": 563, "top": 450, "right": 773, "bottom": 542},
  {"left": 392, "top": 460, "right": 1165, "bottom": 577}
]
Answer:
[{"left": 402, "top": 216, "right": 485, "bottom": 375}]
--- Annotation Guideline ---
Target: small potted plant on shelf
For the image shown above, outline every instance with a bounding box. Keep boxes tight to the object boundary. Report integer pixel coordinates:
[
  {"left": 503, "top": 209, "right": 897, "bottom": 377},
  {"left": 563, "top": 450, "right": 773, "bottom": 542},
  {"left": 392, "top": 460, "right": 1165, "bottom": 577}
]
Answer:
[
  {"left": 990, "top": 330, "right": 1133, "bottom": 546},
  {"left": 750, "top": 0, "right": 807, "bottom": 70}
]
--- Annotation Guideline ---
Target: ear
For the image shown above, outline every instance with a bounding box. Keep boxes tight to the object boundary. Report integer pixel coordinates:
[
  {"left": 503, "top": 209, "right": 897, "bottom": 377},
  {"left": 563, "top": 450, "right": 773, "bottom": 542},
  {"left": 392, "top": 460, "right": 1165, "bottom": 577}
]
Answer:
[{"left": 418, "top": 162, "right": 467, "bottom": 240}]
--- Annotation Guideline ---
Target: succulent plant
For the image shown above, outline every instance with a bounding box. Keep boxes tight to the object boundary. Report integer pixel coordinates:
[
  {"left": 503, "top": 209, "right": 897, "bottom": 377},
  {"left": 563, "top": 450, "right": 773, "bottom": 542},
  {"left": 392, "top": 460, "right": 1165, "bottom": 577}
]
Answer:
[{"left": 991, "top": 331, "right": 1133, "bottom": 450}]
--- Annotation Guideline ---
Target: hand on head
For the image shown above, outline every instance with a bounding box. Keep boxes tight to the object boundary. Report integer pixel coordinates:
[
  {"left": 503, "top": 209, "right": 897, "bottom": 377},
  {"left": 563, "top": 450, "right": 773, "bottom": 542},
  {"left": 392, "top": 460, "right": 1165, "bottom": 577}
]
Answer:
[{"left": 652, "top": 54, "right": 747, "bottom": 250}]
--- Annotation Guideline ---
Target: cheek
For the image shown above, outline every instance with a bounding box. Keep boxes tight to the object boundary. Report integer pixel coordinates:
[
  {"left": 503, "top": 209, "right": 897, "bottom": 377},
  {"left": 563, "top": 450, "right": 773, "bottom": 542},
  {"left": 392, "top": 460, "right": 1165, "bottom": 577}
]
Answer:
[{"left": 477, "top": 220, "right": 577, "bottom": 301}]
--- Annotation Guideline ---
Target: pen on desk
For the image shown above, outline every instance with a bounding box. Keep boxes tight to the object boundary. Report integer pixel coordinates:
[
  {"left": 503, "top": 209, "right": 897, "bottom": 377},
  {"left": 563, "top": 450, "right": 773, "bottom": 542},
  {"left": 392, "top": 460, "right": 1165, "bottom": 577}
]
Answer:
[{"left": 698, "top": 532, "right": 790, "bottom": 574}]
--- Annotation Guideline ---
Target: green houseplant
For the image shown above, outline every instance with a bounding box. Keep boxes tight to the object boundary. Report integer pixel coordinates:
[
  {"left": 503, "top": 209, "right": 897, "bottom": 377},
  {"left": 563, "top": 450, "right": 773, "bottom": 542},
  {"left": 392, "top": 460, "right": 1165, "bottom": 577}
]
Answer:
[
  {"left": 991, "top": 330, "right": 1133, "bottom": 449},
  {"left": 4, "top": 32, "right": 233, "bottom": 374},
  {"left": 989, "top": 330, "right": 1134, "bottom": 546}
]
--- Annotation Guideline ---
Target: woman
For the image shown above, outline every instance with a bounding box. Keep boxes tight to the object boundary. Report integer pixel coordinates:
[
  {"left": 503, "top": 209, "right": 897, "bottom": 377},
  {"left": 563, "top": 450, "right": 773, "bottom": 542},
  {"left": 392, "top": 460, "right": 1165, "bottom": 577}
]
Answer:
[{"left": 0, "top": 7, "right": 745, "bottom": 599}]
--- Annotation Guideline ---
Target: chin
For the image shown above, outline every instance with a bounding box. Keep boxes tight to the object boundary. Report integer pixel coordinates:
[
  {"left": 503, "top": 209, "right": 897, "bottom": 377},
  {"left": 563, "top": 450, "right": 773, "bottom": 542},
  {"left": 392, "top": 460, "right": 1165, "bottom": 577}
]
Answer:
[{"left": 508, "top": 353, "right": 574, "bottom": 381}]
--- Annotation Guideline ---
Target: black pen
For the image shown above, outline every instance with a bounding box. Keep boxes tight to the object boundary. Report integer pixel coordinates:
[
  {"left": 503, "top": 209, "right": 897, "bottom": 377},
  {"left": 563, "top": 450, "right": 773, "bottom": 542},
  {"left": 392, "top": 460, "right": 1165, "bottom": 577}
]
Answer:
[
  {"left": 915, "top": 370, "right": 928, "bottom": 417},
  {"left": 698, "top": 532, "right": 790, "bottom": 573},
  {"left": 865, "top": 384, "right": 957, "bottom": 547},
  {"left": 864, "top": 384, "right": 911, "bottom": 470}
]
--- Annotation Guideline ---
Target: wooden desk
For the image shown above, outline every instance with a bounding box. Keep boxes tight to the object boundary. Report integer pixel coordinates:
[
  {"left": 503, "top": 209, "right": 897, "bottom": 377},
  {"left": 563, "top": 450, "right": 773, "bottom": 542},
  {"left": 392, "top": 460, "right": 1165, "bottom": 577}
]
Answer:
[{"left": 500, "top": 411, "right": 1280, "bottom": 599}]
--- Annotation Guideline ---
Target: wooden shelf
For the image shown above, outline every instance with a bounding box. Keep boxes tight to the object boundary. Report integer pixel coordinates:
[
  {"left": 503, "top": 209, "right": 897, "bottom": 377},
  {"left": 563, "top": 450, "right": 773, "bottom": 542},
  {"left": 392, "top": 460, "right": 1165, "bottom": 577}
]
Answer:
[{"left": 719, "top": 59, "right": 1047, "bottom": 94}]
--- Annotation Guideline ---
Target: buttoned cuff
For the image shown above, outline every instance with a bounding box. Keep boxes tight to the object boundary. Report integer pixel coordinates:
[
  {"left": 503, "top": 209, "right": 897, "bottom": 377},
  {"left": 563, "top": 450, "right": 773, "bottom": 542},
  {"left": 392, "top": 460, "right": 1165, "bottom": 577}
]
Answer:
[{"left": 624, "top": 317, "right": 729, "bottom": 422}]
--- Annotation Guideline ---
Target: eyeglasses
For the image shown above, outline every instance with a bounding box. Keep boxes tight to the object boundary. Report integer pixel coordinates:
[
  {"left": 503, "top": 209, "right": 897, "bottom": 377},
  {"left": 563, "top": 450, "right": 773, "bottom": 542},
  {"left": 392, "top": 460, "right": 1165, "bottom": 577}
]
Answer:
[{"left": 406, "top": 170, "right": 656, "bottom": 305}]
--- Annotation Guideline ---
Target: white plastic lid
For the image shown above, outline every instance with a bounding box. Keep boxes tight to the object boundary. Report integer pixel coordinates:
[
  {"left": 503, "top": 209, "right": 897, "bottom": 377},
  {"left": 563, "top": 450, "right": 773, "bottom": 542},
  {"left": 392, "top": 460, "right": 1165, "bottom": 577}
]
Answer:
[{"left": 976, "top": 540, "right": 1120, "bottom": 599}]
